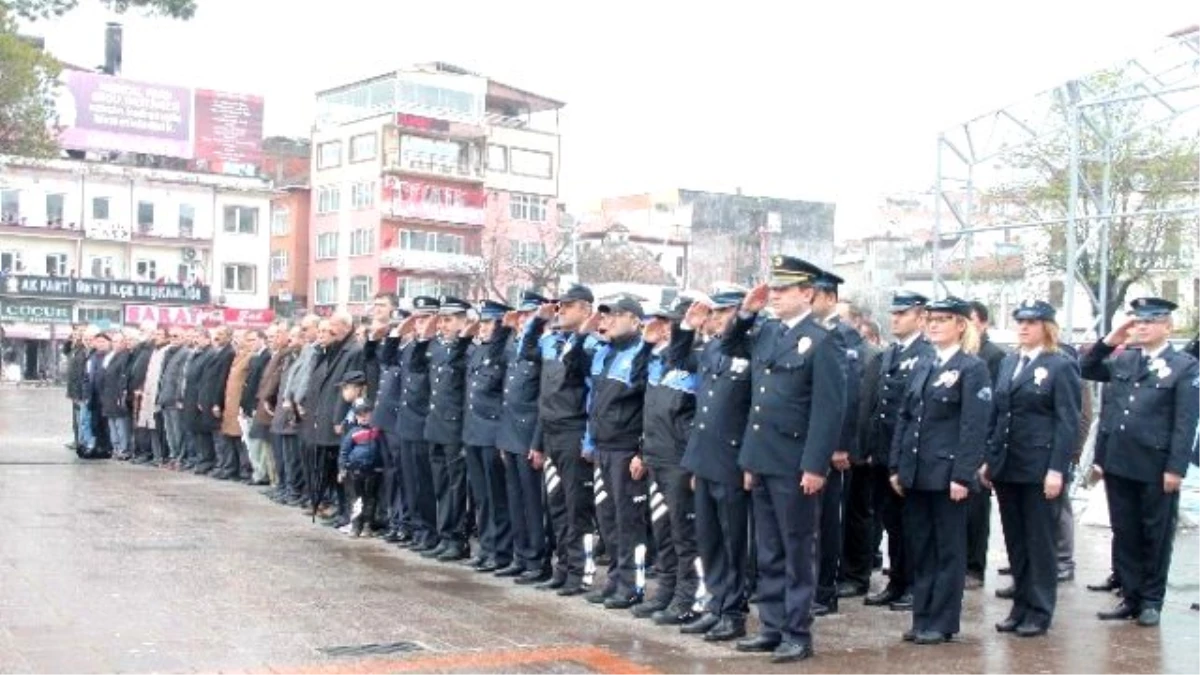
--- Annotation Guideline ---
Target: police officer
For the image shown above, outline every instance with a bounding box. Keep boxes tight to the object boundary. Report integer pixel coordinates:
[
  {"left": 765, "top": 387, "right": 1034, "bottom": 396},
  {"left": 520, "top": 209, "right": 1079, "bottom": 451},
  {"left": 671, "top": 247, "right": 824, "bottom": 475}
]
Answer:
[
  {"left": 809, "top": 271, "right": 863, "bottom": 616},
  {"left": 889, "top": 296, "right": 991, "bottom": 645},
  {"left": 980, "top": 299, "right": 1080, "bottom": 638},
  {"left": 857, "top": 291, "right": 933, "bottom": 609},
  {"left": 727, "top": 256, "right": 847, "bottom": 664},
  {"left": 397, "top": 297, "right": 440, "bottom": 554},
  {"left": 497, "top": 291, "right": 552, "bottom": 584},
  {"left": 677, "top": 286, "right": 752, "bottom": 642},
  {"left": 462, "top": 299, "right": 515, "bottom": 573},
  {"left": 965, "top": 300, "right": 1007, "bottom": 590},
  {"left": 365, "top": 302, "right": 411, "bottom": 543},
  {"left": 634, "top": 296, "right": 700, "bottom": 625},
  {"left": 525, "top": 285, "right": 601, "bottom": 596},
  {"left": 1084, "top": 297, "right": 1199, "bottom": 627}
]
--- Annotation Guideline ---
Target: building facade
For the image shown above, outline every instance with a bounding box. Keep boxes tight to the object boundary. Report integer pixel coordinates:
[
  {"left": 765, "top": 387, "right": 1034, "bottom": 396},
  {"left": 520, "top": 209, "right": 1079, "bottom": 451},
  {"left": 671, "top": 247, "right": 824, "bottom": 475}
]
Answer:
[
  {"left": 307, "top": 63, "right": 563, "bottom": 313},
  {"left": 269, "top": 187, "right": 312, "bottom": 317}
]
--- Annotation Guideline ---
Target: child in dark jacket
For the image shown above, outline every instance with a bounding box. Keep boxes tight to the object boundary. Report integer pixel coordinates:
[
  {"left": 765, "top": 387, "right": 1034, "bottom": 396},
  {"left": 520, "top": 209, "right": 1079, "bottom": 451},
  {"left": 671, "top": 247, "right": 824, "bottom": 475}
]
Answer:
[{"left": 339, "top": 400, "right": 384, "bottom": 537}]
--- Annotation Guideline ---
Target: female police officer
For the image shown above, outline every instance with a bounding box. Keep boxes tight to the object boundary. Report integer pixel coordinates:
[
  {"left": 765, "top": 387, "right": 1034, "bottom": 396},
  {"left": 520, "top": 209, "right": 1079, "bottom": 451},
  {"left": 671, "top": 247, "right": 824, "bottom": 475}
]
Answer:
[
  {"left": 889, "top": 296, "right": 991, "bottom": 645},
  {"left": 980, "top": 300, "right": 1081, "bottom": 637}
]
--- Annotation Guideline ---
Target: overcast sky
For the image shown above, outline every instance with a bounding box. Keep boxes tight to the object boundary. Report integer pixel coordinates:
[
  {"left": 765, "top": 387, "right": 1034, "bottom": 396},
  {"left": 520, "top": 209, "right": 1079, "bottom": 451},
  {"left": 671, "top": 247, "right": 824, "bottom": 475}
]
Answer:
[{"left": 20, "top": 0, "right": 1198, "bottom": 238}]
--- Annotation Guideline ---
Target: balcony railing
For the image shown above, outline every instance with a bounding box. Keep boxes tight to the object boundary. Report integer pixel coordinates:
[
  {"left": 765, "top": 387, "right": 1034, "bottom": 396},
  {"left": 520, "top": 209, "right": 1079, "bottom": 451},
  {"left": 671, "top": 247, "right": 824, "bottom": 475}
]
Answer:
[
  {"left": 134, "top": 222, "right": 208, "bottom": 241},
  {"left": 0, "top": 214, "right": 83, "bottom": 236},
  {"left": 380, "top": 247, "right": 484, "bottom": 275},
  {"left": 383, "top": 151, "right": 484, "bottom": 183}
]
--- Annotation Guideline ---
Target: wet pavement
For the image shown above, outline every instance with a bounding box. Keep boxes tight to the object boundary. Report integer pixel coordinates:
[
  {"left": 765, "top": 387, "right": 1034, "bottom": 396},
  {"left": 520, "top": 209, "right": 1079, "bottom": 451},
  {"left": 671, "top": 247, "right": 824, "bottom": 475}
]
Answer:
[{"left": 0, "top": 385, "right": 1197, "bottom": 674}]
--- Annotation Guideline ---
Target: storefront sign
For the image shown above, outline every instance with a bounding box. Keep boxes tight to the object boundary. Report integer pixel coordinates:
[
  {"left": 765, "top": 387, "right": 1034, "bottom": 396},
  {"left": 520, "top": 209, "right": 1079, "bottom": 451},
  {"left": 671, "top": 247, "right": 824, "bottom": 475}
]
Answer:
[
  {"left": 123, "top": 305, "right": 274, "bottom": 329},
  {"left": 1, "top": 275, "right": 210, "bottom": 304},
  {"left": 0, "top": 298, "right": 73, "bottom": 324}
]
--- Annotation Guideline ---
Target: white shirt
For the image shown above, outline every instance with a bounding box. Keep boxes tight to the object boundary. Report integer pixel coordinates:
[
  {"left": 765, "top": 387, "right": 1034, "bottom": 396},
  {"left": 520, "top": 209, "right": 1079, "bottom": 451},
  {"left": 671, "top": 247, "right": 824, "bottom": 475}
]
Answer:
[
  {"left": 895, "top": 332, "right": 921, "bottom": 351},
  {"left": 782, "top": 310, "right": 811, "bottom": 331},
  {"left": 1013, "top": 346, "right": 1041, "bottom": 379},
  {"left": 934, "top": 344, "right": 960, "bottom": 366},
  {"left": 1143, "top": 343, "right": 1170, "bottom": 361}
]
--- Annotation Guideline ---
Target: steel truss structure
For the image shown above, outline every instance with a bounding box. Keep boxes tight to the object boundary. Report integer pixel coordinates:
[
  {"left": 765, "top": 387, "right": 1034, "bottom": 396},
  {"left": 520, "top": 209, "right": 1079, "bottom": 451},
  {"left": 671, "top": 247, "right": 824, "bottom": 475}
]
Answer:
[{"left": 932, "top": 30, "right": 1200, "bottom": 337}]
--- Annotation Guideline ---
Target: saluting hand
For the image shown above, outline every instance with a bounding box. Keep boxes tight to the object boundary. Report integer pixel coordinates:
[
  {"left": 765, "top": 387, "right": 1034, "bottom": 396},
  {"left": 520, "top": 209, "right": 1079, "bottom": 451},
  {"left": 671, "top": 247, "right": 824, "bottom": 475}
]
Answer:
[
  {"left": 741, "top": 284, "right": 769, "bottom": 314},
  {"left": 582, "top": 311, "right": 603, "bottom": 335},
  {"left": 1103, "top": 316, "right": 1137, "bottom": 347},
  {"left": 536, "top": 302, "right": 557, "bottom": 321},
  {"left": 949, "top": 481, "right": 969, "bottom": 502},
  {"left": 502, "top": 311, "right": 520, "bottom": 330},
  {"left": 800, "top": 471, "right": 825, "bottom": 495},
  {"left": 683, "top": 301, "right": 711, "bottom": 330}
]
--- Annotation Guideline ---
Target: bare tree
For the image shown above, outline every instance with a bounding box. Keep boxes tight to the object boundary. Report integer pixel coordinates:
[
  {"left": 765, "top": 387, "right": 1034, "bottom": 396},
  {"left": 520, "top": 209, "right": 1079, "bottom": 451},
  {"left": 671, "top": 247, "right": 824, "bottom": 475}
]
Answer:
[
  {"left": 577, "top": 242, "right": 674, "bottom": 285},
  {"left": 477, "top": 219, "right": 573, "bottom": 301}
]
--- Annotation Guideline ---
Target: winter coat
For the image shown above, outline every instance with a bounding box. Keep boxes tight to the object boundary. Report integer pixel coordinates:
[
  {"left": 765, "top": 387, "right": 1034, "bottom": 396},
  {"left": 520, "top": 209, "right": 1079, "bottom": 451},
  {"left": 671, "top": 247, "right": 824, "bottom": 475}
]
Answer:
[
  {"left": 221, "top": 349, "right": 252, "bottom": 437},
  {"left": 197, "top": 345, "right": 235, "bottom": 433},
  {"left": 157, "top": 346, "right": 190, "bottom": 409},
  {"left": 135, "top": 345, "right": 172, "bottom": 429},
  {"left": 270, "top": 346, "right": 305, "bottom": 435},
  {"left": 254, "top": 348, "right": 289, "bottom": 427},
  {"left": 302, "top": 333, "right": 364, "bottom": 447},
  {"left": 65, "top": 341, "right": 88, "bottom": 401},
  {"left": 100, "top": 351, "right": 132, "bottom": 419}
]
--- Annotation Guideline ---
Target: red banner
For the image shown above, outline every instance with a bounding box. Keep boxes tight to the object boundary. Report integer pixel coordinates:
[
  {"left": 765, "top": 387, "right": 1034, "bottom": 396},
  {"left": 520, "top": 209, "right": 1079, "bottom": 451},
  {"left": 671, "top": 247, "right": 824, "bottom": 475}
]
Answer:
[
  {"left": 381, "top": 177, "right": 485, "bottom": 226},
  {"left": 124, "top": 305, "right": 274, "bottom": 329}
]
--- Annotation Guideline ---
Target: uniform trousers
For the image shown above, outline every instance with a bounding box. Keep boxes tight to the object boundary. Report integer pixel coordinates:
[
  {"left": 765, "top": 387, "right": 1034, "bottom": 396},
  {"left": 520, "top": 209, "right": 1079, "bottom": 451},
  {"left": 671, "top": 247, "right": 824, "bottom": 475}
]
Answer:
[
  {"left": 647, "top": 463, "right": 698, "bottom": 607},
  {"left": 542, "top": 428, "right": 593, "bottom": 583},
  {"left": 906, "top": 488, "right": 967, "bottom": 636},
  {"left": 595, "top": 450, "right": 648, "bottom": 597},
  {"left": 817, "top": 468, "right": 847, "bottom": 606},
  {"left": 400, "top": 438, "right": 437, "bottom": 545},
  {"left": 966, "top": 487, "right": 992, "bottom": 579},
  {"left": 380, "top": 432, "right": 407, "bottom": 531},
  {"left": 464, "top": 445, "right": 513, "bottom": 564},
  {"left": 502, "top": 449, "right": 548, "bottom": 571},
  {"left": 1105, "top": 473, "right": 1179, "bottom": 611},
  {"left": 840, "top": 463, "right": 875, "bottom": 590},
  {"left": 428, "top": 442, "right": 468, "bottom": 547},
  {"left": 694, "top": 476, "right": 749, "bottom": 619},
  {"left": 751, "top": 473, "right": 821, "bottom": 645},
  {"left": 1053, "top": 467, "right": 1076, "bottom": 573},
  {"left": 872, "top": 464, "right": 910, "bottom": 592},
  {"left": 995, "top": 481, "right": 1057, "bottom": 625}
]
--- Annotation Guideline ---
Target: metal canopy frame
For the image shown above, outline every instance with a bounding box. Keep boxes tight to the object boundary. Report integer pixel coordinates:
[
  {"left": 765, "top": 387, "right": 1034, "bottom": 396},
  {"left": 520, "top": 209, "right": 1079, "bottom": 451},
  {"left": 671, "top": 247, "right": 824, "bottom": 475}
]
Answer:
[{"left": 932, "top": 31, "right": 1200, "bottom": 337}]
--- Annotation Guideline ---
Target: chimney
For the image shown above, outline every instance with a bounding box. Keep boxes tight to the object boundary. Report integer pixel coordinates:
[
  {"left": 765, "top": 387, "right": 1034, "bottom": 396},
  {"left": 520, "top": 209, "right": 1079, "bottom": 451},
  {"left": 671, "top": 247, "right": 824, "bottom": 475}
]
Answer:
[{"left": 103, "top": 22, "right": 122, "bottom": 76}]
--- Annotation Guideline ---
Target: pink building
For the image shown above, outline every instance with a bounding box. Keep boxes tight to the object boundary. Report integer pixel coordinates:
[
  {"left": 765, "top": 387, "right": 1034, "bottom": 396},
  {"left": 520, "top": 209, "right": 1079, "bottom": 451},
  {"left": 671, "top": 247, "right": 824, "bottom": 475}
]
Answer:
[{"left": 307, "top": 63, "right": 564, "bottom": 314}]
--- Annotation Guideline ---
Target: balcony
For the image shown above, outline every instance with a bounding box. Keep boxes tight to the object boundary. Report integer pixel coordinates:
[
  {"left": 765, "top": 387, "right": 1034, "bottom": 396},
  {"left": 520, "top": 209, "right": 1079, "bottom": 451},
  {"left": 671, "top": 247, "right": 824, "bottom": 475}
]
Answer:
[
  {"left": 383, "top": 150, "right": 484, "bottom": 184},
  {"left": 0, "top": 215, "right": 84, "bottom": 240},
  {"left": 380, "top": 247, "right": 484, "bottom": 275},
  {"left": 380, "top": 177, "right": 486, "bottom": 227},
  {"left": 132, "top": 222, "right": 211, "bottom": 245}
]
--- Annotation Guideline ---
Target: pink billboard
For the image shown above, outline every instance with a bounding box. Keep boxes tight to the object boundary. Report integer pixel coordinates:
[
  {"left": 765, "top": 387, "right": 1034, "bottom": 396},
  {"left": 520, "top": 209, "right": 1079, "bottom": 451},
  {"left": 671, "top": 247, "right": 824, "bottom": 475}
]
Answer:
[
  {"left": 57, "top": 71, "right": 194, "bottom": 158},
  {"left": 193, "top": 89, "right": 265, "bottom": 174}
]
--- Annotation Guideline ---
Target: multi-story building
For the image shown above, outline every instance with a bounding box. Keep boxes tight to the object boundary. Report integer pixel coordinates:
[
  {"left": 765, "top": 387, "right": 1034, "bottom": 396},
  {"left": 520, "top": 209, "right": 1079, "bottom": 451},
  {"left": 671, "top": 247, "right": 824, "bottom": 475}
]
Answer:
[
  {"left": 269, "top": 186, "right": 312, "bottom": 317},
  {"left": 307, "top": 62, "right": 563, "bottom": 313}
]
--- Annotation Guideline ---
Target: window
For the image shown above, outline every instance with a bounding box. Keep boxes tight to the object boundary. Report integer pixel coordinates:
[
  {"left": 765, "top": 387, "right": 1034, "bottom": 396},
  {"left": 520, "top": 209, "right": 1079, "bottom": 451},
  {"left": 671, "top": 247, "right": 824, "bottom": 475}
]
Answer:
[
  {"left": 316, "top": 232, "right": 339, "bottom": 259},
  {"left": 509, "top": 148, "right": 553, "bottom": 178},
  {"left": 137, "top": 201, "right": 155, "bottom": 231},
  {"left": 1048, "top": 280, "right": 1064, "bottom": 308},
  {"left": 223, "top": 205, "right": 258, "bottom": 234},
  {"left": 0, "top": 189, "right": 18, "bottom": 222},
  {"left": 45, "top": 194, "right": 65, "bottom": 225},
  {"left": 511, "top": 239, "right": 545, "bottom": 266},
  {"left": 350, "top": 133, "right": 377, "bottom": 163},
  {"left": 1, "top": 251, "right": 22, "bottom": 272},
  {"left": 317, "top": 140, "right": 343, "bottom": 169},
  {"left": 134, "top": 259, "right": 157, "bottom": 281},
  {"left": 223, "top": 263, "right": 257, "bottom": 293},
  {"left": 315, "top": 278, "right": 338, "bottom": 304},
  {"left": 77, "top": 307, "right": 121, "bottom": 324},
  {"left": 270, "top": 250, "right": 289, "bottom": 281},
  {"left": 87, "top": 255, "right": 114, "bottom": 278},
  {"left": 1162, "top": 279, "right": 1179, "bottom": 304},
  {"left": 351, "top": 181, "right": 376, "bottom": 209},
  {"left": 398, "top": 230, "right": 463, "bottom": 254},
  {"left": 271, "top": 208, "right": 289, "bottom": 235},
  {"left": 317, "top": 186, "right": 341, "bottom": 214},
  {"left": 397, "top": 81, "right": 478, "bottom": 118},
  {"left": 92, "top": 196, "right": 110, "bottom": 220},
  {"left": 179, "top": 204, "right": 195, "bottom": 237},
  {"left": 350, "top": 228, "right": 375, "bottom": 256},
  {"left": 401, "top": 135, "right": 471, "bottom": 174},
  {"left": 45, "top": 253, "right": 68, "bottom": 276},
  {"left": 349, "top": 275, "right": 373, "bottom": 302},
  {"left": 178, "top": 262, "right": 199, "bottom": 284},
  {"left": 509, "top": 194, "right": 548, "bottom": 222},
  {"left": 399, "top": 277, "right": 465, "bottom": 299},
  {"left": 486, "top": 145, "right": 508, "bottom": 172}
]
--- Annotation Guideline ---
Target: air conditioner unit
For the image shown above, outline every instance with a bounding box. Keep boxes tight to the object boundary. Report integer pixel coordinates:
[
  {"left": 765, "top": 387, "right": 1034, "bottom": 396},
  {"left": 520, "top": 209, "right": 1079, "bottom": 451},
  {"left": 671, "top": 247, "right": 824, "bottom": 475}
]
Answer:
[{"left": 182, "top": 247, "right": 197, "bottom": 262}]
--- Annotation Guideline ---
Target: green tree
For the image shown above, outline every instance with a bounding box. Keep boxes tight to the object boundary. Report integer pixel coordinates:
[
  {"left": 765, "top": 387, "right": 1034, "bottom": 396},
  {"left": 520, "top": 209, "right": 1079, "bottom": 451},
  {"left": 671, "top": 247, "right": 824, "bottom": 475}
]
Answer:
[
  {"left": 989, "top": 68, "right": 1198, "bottom": 332},
  {"left": 0, "top": 0, "right": 197, "bottom": 157}
]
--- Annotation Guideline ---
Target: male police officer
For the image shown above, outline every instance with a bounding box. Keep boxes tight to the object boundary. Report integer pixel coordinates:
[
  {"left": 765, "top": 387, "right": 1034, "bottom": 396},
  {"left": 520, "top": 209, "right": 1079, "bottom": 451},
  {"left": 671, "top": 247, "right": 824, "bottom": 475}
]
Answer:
[
  {"left": 398, "top": 297, "right": 440, "bottom": 554},
  {"left": 1083, "top": 297, "right": 1199, "bottom": 627},
  {"left": 856, "top": 291, "right": 932, "bottom": 610},
  {"left": 726, "top": 256, "right": 848, "bottom": 663}
]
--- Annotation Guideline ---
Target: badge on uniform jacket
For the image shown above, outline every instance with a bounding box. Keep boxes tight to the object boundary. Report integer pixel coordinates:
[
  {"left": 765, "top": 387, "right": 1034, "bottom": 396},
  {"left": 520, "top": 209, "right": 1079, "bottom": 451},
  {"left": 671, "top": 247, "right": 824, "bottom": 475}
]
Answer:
[
  {"left": 1150, "top": 358, "right": 1171, "bottom": 379},
  {"left": 936, "top": 370, "right": 960, "bottom": 387},
  {"left": 900, "top": 356, "right": 918, "bottom": 371},
  {"left": 798, "top": 337, "right": 813, "bottom": 355},
  {"left": 730, "top": 358, "right": 749, "bottom": 373},
  {"left": 1034, "top": 367, "right": 1048, "bottom": 387}
]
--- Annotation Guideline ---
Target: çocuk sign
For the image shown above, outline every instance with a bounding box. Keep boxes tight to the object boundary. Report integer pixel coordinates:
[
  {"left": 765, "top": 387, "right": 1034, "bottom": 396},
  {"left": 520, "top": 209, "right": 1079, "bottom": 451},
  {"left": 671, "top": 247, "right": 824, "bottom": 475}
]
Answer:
[{"left": 0, "top": 299, "right": 73, "bottom": 324}]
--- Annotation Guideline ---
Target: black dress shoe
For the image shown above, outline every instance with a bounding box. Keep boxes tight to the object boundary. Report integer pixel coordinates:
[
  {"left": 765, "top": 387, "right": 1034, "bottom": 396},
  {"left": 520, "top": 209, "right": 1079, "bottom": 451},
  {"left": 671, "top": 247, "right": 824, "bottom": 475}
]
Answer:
[
  {"left": 382, "top": 529, "right": 402, "bottom": 543},
  {"left": 1015, "top": 621, "right": 1048, "bottom": 637},
  {"left": 516, "top": 568, "right": 553, "bottom": 585},
  {"left": 412, "top": 539, "right": 439, "bottom": 553},
  {"left": 902, "top": 629, "right": 916, "bottom": 642},
  {"left": 585, "top": 585, "right": 616, "bottom": 604},
  {"left": 680, "top": 612, "right": 720, "bottom": 635},
  {"left": 1087, "top": 574, "right": 1120, "bottom": 592},
  {"left": 812, "top": 600, "right": 837, "bottom": 617},
  {"left": 913, "top": 630, "right": 950, "bottom": 645},
  {"left": 995, "top": 616, "right": 1022, "bottom": 633},
  {"left": 1135, "top": 608, "right": 1161, "bottom": 627},
  {"left": 652, "top": 605, "right": 696, "bottom": 626},
  {"left": 1097, "top": 602, "right": 1138, "bottom": 621},
  {"left": 995, "top": 585, "right": 1016, "bottom": 600},
  {"left": 421, "top": 542, "right": 448, "bottom": 559},
  {"left": 474, "top": 559, "right": 501, "bottom": 573},
  {"left": 494, "top": 563, "right": 525, "bottom": 578},
  {"left": 463, "top": 555, "right": 488, "bottom": 568},
  {"left": 703, "top": 616, "right": 746, "bottom": 641},
  {"left": 889, "top": 592, "right": 913, "bottom": 611},
  {"left": 436, "top": 545, "right": 469, "bottom": 562},
  {"left": 1057, "top": 568, "right": 1075, "bottom": 583},
  {"left": 865, "top": 587, "right": 903, "bottom": 607},
  {"left": 837, "top": 581, "right": 868, "bottom": 598},
  {"left": 735, "top": 634, "right": 781, "bottom": 653},
  {"left": 536, "top": 574, "right": 567, "bottom": 591},
  {"left": 771, "top": 641, "right": 813, "bottom": 663},
  {"left": 604, "top": 594, "right": 642, "bottom": 610},
  {"left": 556, "top": 582, "right": 587, "bottom": 597},
  {"left": 631, "top": 597, "right": 670, "bottom": 618}
]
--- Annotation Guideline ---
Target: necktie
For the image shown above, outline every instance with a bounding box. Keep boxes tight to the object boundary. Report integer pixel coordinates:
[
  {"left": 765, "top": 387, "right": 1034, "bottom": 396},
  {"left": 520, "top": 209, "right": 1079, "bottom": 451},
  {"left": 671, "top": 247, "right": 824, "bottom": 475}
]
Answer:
[{"left": 1013, "top": 355, "right": 1030, "bottom": 380}]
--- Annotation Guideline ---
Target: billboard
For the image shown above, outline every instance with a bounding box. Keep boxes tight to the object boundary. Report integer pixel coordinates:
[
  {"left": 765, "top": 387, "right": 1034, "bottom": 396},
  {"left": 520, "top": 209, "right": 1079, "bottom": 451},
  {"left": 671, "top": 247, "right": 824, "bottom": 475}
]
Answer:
[
  {"left": 54, "top": 72, "right": 264, "bottom": 172},
  {"left": 123, "top": 305, "right": 274, "bottom": 328}
]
